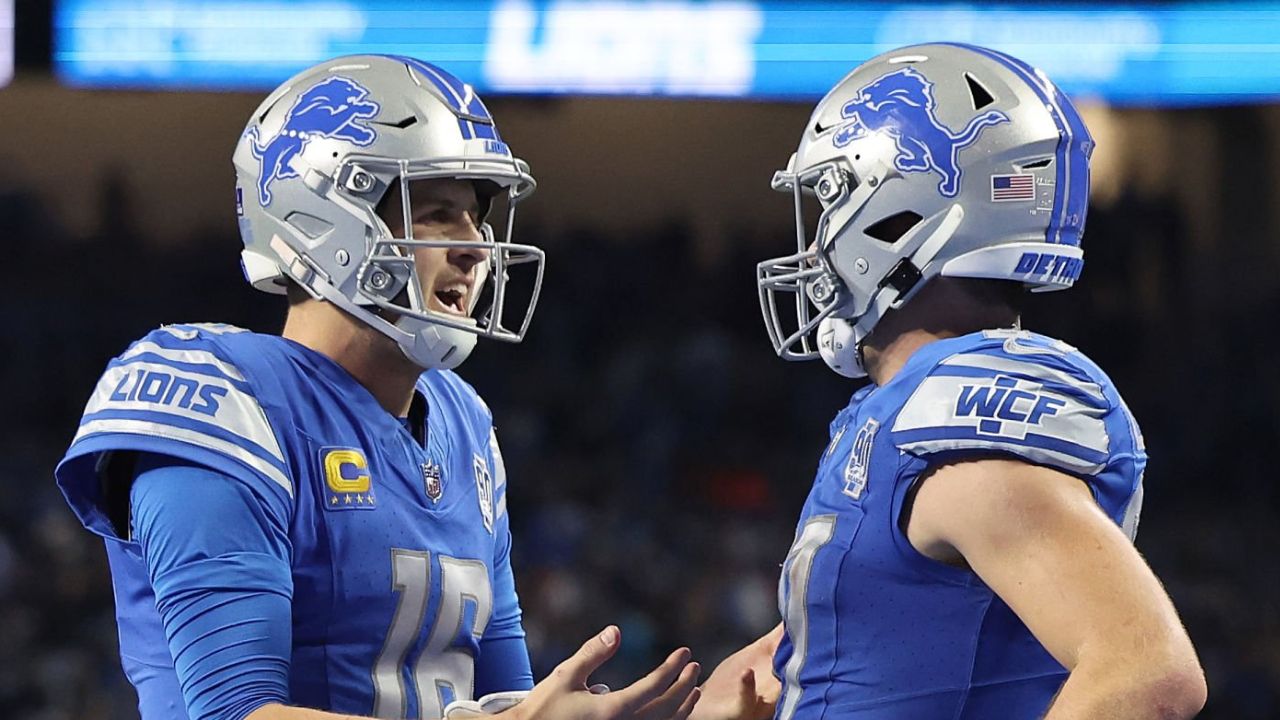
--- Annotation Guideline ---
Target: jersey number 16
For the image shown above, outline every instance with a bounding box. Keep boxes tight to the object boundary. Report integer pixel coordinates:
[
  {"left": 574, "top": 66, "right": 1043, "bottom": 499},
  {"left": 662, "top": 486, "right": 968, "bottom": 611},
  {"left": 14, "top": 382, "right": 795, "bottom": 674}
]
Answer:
[{"left": 372, "top": 549, "right": 493, "bottom": 719}]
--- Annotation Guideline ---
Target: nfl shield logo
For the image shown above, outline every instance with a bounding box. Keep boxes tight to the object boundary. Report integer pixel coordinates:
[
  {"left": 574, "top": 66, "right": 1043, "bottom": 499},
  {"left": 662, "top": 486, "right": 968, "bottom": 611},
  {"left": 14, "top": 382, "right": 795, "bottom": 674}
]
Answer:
[{"left": 422, "top": 460, "right": 444, "bottom": 503}]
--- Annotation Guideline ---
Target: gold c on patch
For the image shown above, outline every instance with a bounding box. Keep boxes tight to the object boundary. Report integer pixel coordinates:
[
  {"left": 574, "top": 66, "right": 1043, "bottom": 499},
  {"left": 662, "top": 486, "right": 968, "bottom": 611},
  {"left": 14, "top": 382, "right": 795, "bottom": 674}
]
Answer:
[{"left": 321, "top": 447, "right": 377, "bottom": 511}]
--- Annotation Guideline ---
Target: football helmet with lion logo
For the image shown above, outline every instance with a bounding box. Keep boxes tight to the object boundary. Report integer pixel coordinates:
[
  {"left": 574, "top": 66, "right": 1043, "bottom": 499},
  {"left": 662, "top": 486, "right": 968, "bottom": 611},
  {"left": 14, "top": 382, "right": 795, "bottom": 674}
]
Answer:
[
  {"left": 234, "top": 54, "right": 543, "bottom": 370},
  {"left": 758, "top": 43, "right": 1093, "bottom": 377}
]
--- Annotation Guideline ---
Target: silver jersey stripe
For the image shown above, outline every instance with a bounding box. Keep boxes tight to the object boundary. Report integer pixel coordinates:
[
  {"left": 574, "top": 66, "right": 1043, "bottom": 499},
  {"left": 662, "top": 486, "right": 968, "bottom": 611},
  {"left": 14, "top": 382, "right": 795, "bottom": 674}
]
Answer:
[
  {"left": 165, "top": 323, "right": 248, "bottom": 336},
  {"left": 893, "top": 374, "right": 1110, "bottom": 454},
  {"left": 896, "top": 437, "right": 1106, "bottom": 475},
  {"left": 85, "top": 362, "right": 284, "bottom": 464},
  {"left": 939, "top": 353, "right": 1104, "bottom": 401},
  {"left": 120, "top": 342, "right": 248, "bottom": 382},
  {"left": 778, "top": 515, "right": 837, "bottom": 720},
  {"left": 74, "top": 418, "right": 293, "bottom": 496}
]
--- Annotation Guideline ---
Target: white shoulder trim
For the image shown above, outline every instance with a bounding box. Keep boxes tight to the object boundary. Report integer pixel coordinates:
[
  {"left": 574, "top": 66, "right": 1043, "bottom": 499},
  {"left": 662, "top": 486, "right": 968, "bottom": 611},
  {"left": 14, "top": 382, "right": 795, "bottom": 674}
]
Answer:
[
  {"left": 120, "top": 341, "right": 247, "bottom": 382},
  {"left": 76, "top": 359, "right": 291, "bottom": 495},
  {"left": 939, "top": 353, "right": 1104, "bottom": 402},
  {"left": 74, "top": 418, "right": 292, "bottom": 496},
  {"left": 892, "top": 370, "right": 1110, "bottom": 474},
  {"left": 157, "top": 323, "right": 249, "bottom": 340}
]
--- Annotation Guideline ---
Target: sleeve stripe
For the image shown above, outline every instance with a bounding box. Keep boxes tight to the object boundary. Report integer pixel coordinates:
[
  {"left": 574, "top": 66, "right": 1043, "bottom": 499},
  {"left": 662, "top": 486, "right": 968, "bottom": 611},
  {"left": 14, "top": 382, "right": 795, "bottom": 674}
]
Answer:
[
  {"left": 159, "top": 323, "right": 248, "bottom": 338},
  {"left": 120, "top": 342, "right": 247, "bottom": 382},
  {"left": 111, "top": 355, "right": 252, "bottom": 394},
  {"left": 897, "top": 437, "right": 1105, "bottom": 475},
  {"left": 892, "top": 362, "right": 1112, "bottom": 474},
  {"left": 495, "top": 491, "right": 507, "bottom": 520},
  {"left": 927, "top": 365, "right": 1108, "bottom": 409},
  {"left": 84, "top": 362, "right": 285, "bottom": 463},
  {"left": 82, "top": 408, "right": 288, "bottom": 473},
  {"left": 895, "top": 425, "right": 1108, "bottom": 464},
  {"left": 73, "top": 419, "right": 293, "bottom": 496},
  {"left": 940, "top": 353, "right": 1104, "bottom": 401},
  {"left": 895, "top": 431, "right": 1107, "bottom": 475}
]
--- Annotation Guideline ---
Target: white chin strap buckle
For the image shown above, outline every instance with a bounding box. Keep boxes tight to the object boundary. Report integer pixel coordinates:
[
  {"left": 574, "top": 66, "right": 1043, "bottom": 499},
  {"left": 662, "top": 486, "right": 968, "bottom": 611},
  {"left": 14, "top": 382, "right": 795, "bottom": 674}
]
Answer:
[{"left": 818, "top": 317, "right": 866, "bottom": 379}]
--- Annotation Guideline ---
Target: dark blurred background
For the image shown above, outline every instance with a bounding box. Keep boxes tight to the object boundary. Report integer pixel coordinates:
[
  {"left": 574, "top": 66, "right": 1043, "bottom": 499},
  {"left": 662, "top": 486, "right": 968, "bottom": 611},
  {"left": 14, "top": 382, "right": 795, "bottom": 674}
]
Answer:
[{"left": 3, "top": 1, "right": 1280, "bottom": 719}]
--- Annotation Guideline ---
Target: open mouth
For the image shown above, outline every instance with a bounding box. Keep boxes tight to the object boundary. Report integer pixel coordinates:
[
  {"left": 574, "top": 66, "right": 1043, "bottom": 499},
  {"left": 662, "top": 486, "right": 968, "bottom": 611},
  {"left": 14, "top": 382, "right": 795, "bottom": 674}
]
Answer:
[{"left": 433, "top": 286, "right": 468, "bottom": 316}]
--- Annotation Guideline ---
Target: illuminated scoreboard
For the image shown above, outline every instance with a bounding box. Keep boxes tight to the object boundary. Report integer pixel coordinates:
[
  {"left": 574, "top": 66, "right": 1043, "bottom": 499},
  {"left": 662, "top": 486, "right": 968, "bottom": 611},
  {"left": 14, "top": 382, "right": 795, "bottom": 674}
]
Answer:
[
  {"left": 1, "top": 0, "right": 12, "bottom": 88},
  {"left": 53, "top": 0, "right": 1280, "bottom": 105}
]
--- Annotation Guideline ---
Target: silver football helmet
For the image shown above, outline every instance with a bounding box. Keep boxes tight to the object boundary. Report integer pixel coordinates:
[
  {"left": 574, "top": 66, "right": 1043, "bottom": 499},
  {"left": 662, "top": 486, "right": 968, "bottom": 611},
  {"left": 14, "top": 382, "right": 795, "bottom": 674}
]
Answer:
[
  {"left": 758, "top": 43, "right": 1093, "bottom": 377},
  {"left": 233, "top": 54, "right": 542, "bottom": 369}
]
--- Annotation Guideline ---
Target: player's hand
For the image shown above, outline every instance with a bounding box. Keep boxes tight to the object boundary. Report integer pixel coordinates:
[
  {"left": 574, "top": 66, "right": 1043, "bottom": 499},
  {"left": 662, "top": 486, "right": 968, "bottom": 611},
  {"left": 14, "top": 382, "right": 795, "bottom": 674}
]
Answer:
[
  {"left": 688, "top": 624, "right": 783, "bottom": 720},
  {"left": 506, "top": 626, "right": 702, "bottom": 720}
]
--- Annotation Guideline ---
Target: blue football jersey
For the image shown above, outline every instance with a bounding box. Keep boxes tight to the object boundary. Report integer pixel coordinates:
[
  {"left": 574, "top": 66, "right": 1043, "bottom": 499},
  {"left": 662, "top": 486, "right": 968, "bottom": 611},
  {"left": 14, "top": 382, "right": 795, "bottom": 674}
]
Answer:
[
  {"left": 773, "top": 329, "right": 1146, "bottom": 720},
  {"left": 56, "top": 323, "right": 525, "bottom": 718}
]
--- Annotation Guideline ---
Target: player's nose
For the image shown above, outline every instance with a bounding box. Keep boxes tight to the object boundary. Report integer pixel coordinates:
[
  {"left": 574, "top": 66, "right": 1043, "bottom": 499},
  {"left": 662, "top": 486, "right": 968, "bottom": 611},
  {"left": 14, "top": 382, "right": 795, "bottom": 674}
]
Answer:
[{"left": 447, "top": 234, "right": 490, "bottom": 274}]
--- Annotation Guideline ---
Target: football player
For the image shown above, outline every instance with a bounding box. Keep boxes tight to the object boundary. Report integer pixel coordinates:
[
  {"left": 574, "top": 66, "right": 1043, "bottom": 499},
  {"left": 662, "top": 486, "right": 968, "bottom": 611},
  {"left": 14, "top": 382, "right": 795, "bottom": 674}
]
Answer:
[
  {"left": 700, "top": 43, "right": 1206, "bottom": 720},
  {"left": 55, "top": 55, "right": 700, "bottom": 720}
]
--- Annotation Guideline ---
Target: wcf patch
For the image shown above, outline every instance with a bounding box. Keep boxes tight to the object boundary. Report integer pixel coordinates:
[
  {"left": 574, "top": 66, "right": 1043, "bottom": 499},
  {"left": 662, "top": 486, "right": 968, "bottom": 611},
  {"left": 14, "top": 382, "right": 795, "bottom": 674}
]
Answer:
[{"left": 953, "top": 375, "right": 1066, "bottom": 440}]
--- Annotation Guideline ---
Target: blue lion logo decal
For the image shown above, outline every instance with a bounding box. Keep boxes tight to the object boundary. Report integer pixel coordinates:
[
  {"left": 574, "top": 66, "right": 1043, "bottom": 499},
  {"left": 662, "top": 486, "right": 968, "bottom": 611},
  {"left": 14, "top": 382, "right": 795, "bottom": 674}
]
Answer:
[
  {"left": 833, "top": 67, "right": 1008, "bottom": 198},
  {"left": 247, "top": 76, "right": 382, "bottom": 206}
]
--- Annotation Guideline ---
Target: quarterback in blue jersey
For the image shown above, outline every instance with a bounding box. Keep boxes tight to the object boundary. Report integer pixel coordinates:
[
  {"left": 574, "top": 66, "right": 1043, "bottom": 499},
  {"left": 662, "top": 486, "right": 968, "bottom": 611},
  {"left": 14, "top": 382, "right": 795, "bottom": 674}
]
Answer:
[
  {"left": 701, "top": 44, "right": 1208, "bottom": 720},
  {"left": 55, "top": 56, "right": 700, "bottom": 720}
]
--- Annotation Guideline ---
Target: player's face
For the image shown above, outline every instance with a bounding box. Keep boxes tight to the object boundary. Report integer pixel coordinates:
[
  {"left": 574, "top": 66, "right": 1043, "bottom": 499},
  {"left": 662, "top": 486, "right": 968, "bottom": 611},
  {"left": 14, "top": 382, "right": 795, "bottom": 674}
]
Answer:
[{"left": 380, "top": 178, "right": 490, "bottom": 320}]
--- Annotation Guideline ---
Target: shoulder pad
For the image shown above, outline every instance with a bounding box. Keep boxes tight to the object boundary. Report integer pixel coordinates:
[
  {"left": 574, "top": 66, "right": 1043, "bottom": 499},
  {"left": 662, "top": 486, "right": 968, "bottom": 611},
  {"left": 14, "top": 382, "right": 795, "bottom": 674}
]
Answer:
[
  {"left": 154, "top": 322, "right": 250, "bottom": 340},
  {"left": 68, "top": 326, "right": 291, "bottom": 496},
  {"left": 891, "top": 344, "right": 1112, "bottom": 475},
  {"left": 422, "top": 369, "right": 493, "bottom": 420},
  {"left": 421, "top": 370, "right": 506, "bottom": 521}
]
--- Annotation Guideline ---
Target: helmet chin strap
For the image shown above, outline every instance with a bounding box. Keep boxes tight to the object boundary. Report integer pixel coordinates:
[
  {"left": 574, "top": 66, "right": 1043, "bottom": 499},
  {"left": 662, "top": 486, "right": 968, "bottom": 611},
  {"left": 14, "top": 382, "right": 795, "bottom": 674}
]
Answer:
[
  {"left": 290, "top": 261, "right": 478, "bottom": 371},
  {"left": 270, "top": 234, "right": 484, "bottom": 371},
  {"left": 817, "top": 274, "right": 907, "bottom": 379},
  {"left": 818, "top": 317, "right": 866, "bottom": 378},
  {"left": 816, "top": 204, "right": 967, "bottom": 380},
  {"left": 392, "top": 315, "right": 477, "bottom": 370}
]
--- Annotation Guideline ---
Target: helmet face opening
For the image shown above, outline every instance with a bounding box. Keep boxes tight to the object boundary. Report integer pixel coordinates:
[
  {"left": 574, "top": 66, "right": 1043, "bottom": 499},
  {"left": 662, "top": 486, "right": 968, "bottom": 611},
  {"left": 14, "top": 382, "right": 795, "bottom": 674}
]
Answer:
[
  {"left": 758, "top": 159, "right": 861, "bottom": 361},
  {"left": 344, "top": 158, "right": 544, "bottom": 345}
]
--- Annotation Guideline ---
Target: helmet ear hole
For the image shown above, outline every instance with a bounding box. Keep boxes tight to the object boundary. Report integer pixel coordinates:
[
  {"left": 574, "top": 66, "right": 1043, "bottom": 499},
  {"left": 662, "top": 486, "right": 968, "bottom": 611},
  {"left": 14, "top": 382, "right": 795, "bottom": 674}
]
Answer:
[
  {"left": 964, "top": 73, "right": 996, "bottom": 110},
  {"left": 257, "top": 94, "right": 285, "bottom": 123},
  {"left": 864, "top": 211, "right": 924, "bottom": 244}
]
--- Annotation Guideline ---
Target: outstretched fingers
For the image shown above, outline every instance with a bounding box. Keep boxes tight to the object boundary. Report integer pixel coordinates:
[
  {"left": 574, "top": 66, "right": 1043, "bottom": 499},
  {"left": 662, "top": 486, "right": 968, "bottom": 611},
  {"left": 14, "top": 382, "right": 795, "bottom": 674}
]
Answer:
[
  {"left": 670, "top": 686, "right": 702, "bottom": 720},
  {"left": 640, "top": 657, "right": 702, "bottom": 720},
  {"left": 613, "top": 648, "right": 700, "bottom": 717},
  {"left": 552, "top": 626, "right": 622, "bottom": 689}
]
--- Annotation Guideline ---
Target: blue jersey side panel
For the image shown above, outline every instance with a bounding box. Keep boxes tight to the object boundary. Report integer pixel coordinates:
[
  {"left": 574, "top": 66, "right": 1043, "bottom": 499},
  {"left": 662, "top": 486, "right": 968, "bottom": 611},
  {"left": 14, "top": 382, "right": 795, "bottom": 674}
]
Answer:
[
  {"left": 773, "top": 330, "right": 1146, "bottom": 720},
  {"left": 56, "top": 325, "right": 526, "bottom": 719}
]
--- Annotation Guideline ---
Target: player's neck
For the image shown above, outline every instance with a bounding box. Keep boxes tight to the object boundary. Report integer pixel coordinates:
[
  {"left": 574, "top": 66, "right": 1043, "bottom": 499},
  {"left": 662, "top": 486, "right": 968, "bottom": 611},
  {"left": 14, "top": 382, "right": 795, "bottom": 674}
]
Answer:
[
  {"left": 862, "top": 326, "right": 957, "bottom": 387},
  {"left": 283, "top": 301, "right": 420, "bottom": 417},
  {"left": 861, "top": 278, "right": 1017, "bottom": 386}
]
